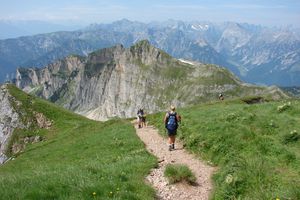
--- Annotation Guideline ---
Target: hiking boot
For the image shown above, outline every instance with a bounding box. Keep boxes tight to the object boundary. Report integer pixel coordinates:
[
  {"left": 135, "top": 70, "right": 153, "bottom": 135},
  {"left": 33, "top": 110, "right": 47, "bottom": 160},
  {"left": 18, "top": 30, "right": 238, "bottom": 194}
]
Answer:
[
  {"left": 172, "top": 143, "right": 175, "bottom": 150},
  {"left": 168, "top": 145, "right": 173, "bottom": 151}
]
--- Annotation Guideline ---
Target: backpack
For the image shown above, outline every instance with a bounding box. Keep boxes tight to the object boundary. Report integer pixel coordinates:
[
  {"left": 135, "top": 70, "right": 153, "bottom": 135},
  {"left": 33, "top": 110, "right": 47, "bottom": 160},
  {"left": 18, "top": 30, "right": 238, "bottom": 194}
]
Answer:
[
  {"left": 166, "top": 112, "right": 178, "bottom": 131},
  {"left": 137, "top": 109, "right": 144, "bottom": 117}
]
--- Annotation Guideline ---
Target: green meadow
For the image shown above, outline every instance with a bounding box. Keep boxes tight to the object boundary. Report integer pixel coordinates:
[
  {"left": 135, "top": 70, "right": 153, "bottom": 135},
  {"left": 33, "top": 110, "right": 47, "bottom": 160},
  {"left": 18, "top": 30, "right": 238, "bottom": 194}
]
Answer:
[
  {"left": 149, "top": 98, "right": 300, "bottom": 200},
  {"left": 2, "top": 85, "right": 299, "bottom": 200},
  {"left": 0, "top": 85, "right": 156, "bottom": 200}
]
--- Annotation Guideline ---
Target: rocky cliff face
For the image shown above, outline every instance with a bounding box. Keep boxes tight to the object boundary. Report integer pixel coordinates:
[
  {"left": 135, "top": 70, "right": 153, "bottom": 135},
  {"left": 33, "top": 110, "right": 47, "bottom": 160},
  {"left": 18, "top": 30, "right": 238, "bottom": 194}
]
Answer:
[
  {"left": 0, "top": 84, "right": 25, "bottom": 164},
  {"left": 0, "top": 84, "right": 51, "bottom": 164},
  {"left": 15, "top": 41, "right": 289, "bottom": 120}
]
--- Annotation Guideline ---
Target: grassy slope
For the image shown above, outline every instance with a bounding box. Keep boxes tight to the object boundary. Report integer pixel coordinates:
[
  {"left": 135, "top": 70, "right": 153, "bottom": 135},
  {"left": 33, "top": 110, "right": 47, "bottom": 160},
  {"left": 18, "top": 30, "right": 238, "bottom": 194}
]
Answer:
[
  {"left": 148, "top": 99, "right": 300, "bottom": 200},
  {"left": 0, "top": 85, "right": 156, "bottom": 200}
]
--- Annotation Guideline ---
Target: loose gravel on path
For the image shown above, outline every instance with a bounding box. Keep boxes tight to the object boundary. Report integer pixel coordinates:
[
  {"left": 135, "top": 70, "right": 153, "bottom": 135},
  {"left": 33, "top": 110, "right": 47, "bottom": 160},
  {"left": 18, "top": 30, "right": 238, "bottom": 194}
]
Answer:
[{"left": 135, "top": 124, "right": 216, "bottom": 200}]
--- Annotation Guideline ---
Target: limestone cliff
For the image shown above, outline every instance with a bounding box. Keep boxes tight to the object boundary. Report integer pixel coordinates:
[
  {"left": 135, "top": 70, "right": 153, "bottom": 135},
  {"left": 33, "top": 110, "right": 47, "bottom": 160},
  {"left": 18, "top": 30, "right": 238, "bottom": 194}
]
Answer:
[
  {"left": 0, "top": 84, "right": 52, "bottom": 164},
  {"left": 15, "top": 40, "right": 289, "bottom": 120},
  {"left": 0, "top": 84, "right": 25, "bottom": 164}
]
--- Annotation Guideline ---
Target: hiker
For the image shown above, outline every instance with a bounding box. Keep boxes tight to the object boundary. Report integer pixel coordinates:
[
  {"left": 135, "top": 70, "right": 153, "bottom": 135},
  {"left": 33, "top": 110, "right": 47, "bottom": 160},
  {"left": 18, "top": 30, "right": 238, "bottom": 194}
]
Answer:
[
  {"left": 141, "top": 110, "right": 146, "bottom": 127},
  {"left": 219, "top": 93, "right": 224, "bottom": 100},
  {"left": 137, "top": 108, "right": 146, "bottom": 128},
  {"left": 164, "top": 105, "right": 181, "bottom": 151}
]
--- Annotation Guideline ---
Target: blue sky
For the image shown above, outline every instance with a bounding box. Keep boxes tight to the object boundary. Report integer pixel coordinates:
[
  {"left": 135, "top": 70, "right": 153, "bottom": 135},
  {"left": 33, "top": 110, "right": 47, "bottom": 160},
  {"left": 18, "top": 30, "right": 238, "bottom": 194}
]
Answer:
[{"left": 0, "top": 0, "right": 299, "bottom": 27}]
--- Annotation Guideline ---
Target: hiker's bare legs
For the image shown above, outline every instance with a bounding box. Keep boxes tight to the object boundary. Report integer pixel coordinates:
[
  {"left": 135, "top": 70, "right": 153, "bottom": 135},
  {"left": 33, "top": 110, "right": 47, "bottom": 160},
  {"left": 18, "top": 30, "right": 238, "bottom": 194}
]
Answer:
[
  {"left": 141, "top": 117, "right": 146, "bottom": 128},
  {"left": 169, "top": 135, "right": 175, "bottom": 144},
  {"left": 168, "top": 135, "right": 176, "bottom": 150},
  {"left": 137, "top": 117, "right": 142, "bottom": 128}
]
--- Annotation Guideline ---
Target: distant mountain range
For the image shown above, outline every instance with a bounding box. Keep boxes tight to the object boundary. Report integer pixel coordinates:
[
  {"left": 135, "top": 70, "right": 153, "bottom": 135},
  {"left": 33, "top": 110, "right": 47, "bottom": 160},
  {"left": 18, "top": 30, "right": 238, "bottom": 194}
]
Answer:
[
  {"left": 15, "top": 41, "right": 288, "bottom": 120},
  {"left": 1, "top": 19, "right": 299, "bottom": 86},
  {"left": 280, "top": 86, "right": 300, "bottom": 98}
]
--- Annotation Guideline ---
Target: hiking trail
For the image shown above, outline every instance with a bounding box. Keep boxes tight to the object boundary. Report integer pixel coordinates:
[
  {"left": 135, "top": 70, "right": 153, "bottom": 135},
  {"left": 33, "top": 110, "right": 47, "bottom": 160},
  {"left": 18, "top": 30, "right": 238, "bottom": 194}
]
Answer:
[{"left": 134, "top": 123, "right": 215, "bottom": 200}]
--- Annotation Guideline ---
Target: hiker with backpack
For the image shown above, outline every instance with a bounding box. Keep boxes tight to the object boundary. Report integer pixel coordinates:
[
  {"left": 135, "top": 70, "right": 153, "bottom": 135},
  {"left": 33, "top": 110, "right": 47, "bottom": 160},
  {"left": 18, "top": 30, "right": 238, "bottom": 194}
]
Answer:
[
  {"left": 219, "top": 93, "right": 224, "bottom": 100},
  {"left": 137, "top": 108, "right": 146, "bottom": 128},
  {"left": 164, "top": 105, "right": 181, "bottom": 151}
]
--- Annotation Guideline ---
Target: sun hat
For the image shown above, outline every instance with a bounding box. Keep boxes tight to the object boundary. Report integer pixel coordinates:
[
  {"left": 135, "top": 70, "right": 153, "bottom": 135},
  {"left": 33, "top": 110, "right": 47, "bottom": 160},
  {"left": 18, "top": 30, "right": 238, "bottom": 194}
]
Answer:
[{"left": 170, "top": 105, "right": 176, "bottom": 111}]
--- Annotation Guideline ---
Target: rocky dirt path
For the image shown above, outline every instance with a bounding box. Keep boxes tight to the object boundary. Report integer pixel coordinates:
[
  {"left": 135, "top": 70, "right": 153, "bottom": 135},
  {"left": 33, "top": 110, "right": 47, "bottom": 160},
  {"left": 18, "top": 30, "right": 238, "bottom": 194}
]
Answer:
[{"left": 134, "top": 124, "right": 215, "bottom": 200}]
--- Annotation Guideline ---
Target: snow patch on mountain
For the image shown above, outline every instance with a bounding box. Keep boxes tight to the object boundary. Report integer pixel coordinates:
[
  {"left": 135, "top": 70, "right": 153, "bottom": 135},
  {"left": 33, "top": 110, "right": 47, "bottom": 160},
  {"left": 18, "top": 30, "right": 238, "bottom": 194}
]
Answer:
[
  {"left": 191, "top": 24, "right": 209, "bottom": 31},
  {"left": 179, "top": 59, "right": 195, "bottom": 65}
]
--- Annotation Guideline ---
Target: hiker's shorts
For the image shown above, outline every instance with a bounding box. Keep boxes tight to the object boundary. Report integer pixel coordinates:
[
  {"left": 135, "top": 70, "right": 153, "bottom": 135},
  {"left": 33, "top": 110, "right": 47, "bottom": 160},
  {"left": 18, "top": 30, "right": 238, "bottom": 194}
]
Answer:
[{"left": 167, "top": 128, "right": 177, "bottom": 136}]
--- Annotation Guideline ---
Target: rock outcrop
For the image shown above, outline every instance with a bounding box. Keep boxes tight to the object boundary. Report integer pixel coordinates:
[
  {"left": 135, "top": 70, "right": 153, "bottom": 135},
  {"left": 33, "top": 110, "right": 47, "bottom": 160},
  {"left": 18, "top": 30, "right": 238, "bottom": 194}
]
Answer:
[
  {"left": 0, "top": 84, "right": 25, "bottom": 164},
  {"left": 0, "top": 84, "right": 51, "bottom": 164},
  {"left": 15, "top": 41, "right": 289, "bottom": 120}
]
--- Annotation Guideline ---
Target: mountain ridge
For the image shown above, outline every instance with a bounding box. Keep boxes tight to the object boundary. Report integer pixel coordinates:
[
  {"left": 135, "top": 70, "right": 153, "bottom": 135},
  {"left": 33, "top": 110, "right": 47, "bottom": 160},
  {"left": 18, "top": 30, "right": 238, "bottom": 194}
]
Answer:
[
  {"left": 1, "top": 19, "right": 300, "bottom": 86},
  {"left": 15, "top": 41, "right": 289, "bottom": 120}
]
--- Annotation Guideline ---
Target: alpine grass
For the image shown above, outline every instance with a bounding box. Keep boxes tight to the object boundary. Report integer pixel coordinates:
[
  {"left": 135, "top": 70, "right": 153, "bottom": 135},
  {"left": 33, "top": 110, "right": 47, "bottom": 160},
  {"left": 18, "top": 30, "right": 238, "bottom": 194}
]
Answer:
[
  {"left": 148, "top": 98, "right": 300, "bottom": 200},
  {"left": 164, "top": 164, "right": 196, "bottom": 184},
  {"left": 0, "top": 85, "right": 156, "bottom": 200}
]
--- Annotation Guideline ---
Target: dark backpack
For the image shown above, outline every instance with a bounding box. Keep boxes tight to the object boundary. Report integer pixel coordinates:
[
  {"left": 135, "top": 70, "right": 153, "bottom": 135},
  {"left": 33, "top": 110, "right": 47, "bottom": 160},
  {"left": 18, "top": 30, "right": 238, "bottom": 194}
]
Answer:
[
  {"left": 137, "top": 109, "right": 144, "bottom": 117},
  {"left": 166, "top": 112, "right": 178, "bottom": 131}
]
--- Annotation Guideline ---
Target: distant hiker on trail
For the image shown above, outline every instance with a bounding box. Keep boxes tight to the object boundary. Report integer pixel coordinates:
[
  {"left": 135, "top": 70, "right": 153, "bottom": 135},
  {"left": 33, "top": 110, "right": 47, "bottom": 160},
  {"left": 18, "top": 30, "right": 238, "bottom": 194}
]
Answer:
[
  {"left": 219, "top": 93, "right": 224, "bottom": 100},
  {"left": 137, "top": 108, "right": 146, "bottom": 128},
  {"left": 164, "top": 105, "right": 181, "bottom": 151}
]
